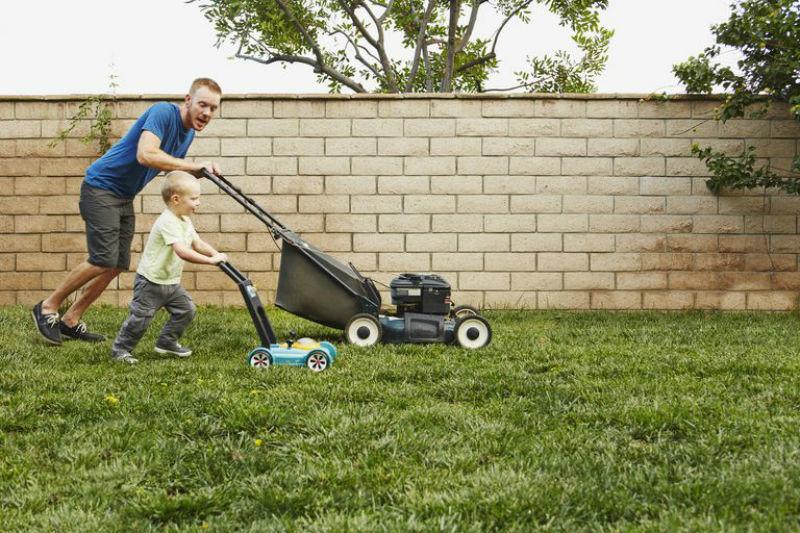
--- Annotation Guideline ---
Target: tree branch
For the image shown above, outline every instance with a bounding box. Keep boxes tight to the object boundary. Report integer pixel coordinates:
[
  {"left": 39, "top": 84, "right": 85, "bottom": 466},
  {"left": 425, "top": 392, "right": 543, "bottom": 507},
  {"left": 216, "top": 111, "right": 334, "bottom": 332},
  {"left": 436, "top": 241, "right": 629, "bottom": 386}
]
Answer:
[
  {"left": 405, "top": 0, "right": 437, "bottom": 92},
  {"left": 454, "top": 51, "right": 496, "bottom": 74},
  {"left": 455, "top": 0, "right": 482, "bottom": 54},
  {"left": 492, "top": 0, "right": 534, "bottom": 55},
  {"left": 338, "top": 0, "right": 399, "bottom": 92},
  {"left": 440, "top": 0, "right": 461, "bottom": 92},
  {"left": 358, "top": 0, "right": 399, "bottom": 91},
  {"left": 332, "top": 29, "right": 383, "bottom": 79},
  {"left": 236, "top": 52, "right": 368, "bottom": 93},
  {"left": 274, "top": 0, "right": 326, "bottom": 65}
]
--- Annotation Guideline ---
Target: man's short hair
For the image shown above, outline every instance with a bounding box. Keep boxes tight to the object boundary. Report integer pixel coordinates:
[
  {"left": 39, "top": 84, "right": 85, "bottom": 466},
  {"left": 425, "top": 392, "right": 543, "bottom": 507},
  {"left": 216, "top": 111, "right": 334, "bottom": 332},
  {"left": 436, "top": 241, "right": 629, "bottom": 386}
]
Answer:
[
  {"left": 189, "top": 78, "right": 222, "bottom": 96},
  {"left": 161, "top": 171, "right": 199, "bottom": 204}
]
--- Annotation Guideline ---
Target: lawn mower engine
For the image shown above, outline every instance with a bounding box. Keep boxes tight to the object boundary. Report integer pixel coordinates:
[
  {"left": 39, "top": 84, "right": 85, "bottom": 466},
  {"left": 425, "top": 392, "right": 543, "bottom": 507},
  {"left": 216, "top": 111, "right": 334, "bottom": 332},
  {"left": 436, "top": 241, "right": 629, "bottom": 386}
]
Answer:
[{"left": 345, "top": 273, "right": 492, "bottom": 348}]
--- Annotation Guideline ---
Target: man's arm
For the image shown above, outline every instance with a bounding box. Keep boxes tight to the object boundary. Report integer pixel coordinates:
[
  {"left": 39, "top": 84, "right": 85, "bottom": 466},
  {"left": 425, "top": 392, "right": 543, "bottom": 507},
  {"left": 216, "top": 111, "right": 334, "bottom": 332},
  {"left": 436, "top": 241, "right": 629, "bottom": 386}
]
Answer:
[{"left": 137, "top": 131, "right": 219, "bottom": 176}]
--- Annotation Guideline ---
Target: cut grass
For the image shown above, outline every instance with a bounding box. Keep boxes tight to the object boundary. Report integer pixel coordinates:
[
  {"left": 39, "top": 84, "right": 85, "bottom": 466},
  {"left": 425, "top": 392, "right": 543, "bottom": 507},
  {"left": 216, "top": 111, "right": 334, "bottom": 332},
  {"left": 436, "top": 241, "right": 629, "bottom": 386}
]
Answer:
[{"left": 1, "top": 305, "right": 800, "bottom": 531}]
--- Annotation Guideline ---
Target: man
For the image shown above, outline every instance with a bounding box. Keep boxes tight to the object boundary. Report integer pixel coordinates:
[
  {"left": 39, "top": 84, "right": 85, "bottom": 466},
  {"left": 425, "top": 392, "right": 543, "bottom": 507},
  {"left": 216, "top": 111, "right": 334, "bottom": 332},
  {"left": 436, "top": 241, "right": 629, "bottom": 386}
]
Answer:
[{"left": 32, "top": 78, "right": 223, "bottom": 345}]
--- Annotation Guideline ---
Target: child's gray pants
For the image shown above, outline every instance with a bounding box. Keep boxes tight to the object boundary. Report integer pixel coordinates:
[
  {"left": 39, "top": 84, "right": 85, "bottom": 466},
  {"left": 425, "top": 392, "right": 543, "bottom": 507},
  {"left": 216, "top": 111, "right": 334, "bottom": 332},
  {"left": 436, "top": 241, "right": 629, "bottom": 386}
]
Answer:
[{"left": 112, "top": 274, "right": 196, "bottom": 353}]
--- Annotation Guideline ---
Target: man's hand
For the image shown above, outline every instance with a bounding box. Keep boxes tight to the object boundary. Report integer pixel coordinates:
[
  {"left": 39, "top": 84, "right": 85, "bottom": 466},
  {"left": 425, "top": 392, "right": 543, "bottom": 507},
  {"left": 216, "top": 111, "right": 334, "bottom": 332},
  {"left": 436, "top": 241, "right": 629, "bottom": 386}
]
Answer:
[{"left": 194, "top": 161, "right": 221, "bottom": 178}]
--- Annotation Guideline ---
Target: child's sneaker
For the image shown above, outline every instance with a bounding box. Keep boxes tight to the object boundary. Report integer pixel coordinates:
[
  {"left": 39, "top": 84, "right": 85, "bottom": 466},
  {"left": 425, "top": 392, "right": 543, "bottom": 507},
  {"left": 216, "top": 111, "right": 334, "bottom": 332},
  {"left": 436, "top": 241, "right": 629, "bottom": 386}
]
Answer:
[
  {"left": 111, "top": 350, "right": 139, "bottom": 364},
  {"left": 154, "top": 341, "right": 192, "bottom": 357}
]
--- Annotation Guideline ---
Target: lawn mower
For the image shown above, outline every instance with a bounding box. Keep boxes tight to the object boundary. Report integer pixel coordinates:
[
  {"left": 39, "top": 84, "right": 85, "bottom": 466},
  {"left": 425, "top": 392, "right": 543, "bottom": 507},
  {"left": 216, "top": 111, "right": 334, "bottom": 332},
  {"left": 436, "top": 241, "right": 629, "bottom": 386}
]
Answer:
[
  {"left": 219, "top": 261, "right": 337, "bottom": 371},
  {"left": 204, "top": 170, "right": 492, "bottom": 350}
]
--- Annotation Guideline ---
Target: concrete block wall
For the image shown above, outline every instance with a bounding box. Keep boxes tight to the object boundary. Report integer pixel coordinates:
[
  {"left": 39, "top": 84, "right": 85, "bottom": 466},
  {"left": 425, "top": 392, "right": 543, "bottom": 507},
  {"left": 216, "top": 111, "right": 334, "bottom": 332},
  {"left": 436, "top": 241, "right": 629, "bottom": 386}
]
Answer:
[{"left": 1, "top": 94, "right": 799, "bottom": 310}]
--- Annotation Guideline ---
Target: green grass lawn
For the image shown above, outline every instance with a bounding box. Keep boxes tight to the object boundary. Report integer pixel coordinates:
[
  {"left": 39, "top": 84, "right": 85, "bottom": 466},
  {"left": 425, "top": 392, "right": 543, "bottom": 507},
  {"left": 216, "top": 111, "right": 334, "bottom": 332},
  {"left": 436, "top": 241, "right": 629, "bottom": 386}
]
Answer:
[{"left": 2, "top": 305, "right": 800, "bottom": 531}]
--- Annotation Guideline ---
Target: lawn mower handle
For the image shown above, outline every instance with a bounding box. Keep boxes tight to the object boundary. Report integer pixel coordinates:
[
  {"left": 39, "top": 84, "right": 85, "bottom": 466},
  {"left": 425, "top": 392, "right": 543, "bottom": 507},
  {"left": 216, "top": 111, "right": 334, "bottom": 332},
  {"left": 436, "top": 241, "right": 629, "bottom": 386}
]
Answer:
[
  {"left": 218, "top": 261, "right": 277, "bottom": 346},
  {"left": 200, "top": 169, "right": 289, "bottom": 236}
]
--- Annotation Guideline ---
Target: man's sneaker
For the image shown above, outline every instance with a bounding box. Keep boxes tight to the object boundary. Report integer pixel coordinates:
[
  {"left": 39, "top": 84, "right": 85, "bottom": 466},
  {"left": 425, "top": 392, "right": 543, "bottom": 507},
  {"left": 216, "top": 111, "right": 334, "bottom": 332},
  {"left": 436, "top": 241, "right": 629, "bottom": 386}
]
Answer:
[
  {"left": 111, "top": 350, "right": 139, "bottom": 364},
  {"left": 32, "top": 301, "right": 62, "bottom": 345},
  {"left": 59, "top": 321, "right": 106, "bottom": 342},
  {"left": 154, "top": 341, "right": 192, "bottom": 357}
]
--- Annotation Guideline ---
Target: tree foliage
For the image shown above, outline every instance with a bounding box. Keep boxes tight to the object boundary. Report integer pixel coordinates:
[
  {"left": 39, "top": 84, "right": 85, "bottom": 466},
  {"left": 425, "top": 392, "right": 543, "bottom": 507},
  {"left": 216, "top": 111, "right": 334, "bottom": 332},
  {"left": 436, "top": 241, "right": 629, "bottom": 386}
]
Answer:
[
  {"left": 673, "top": 0, "right": 800, "bottom": 193},
  {"left": 193, "top": 0, "right": 612, "bottom": 93}
]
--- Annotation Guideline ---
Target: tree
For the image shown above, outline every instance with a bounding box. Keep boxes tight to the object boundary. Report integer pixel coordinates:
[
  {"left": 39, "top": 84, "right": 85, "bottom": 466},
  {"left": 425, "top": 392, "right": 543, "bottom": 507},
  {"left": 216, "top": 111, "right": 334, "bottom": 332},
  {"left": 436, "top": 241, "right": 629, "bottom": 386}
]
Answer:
[
  {"left": 672, "top": 0, "right": 800, "bottom": 193},
  {"left": 193, "top": 0, "right": 613, "bottom": 93}
]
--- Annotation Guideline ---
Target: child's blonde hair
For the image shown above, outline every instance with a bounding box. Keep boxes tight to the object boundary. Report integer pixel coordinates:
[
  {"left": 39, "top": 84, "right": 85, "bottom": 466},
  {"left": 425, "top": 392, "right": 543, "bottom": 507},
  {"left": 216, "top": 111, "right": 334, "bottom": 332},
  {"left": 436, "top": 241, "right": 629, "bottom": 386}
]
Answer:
[{"left": 161, "top": 171, "right": 199, "bottom": 204}]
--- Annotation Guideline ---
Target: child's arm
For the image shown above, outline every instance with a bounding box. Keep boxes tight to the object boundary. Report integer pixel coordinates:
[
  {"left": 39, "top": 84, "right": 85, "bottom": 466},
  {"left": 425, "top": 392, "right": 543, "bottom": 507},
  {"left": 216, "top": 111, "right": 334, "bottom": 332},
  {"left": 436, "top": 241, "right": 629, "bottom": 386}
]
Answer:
[
  {"left": 172, "top": 242, "right": 226, "bottom": 265},
  {"left": 192, "top": 237, "right": 223, "bottom": 259}
]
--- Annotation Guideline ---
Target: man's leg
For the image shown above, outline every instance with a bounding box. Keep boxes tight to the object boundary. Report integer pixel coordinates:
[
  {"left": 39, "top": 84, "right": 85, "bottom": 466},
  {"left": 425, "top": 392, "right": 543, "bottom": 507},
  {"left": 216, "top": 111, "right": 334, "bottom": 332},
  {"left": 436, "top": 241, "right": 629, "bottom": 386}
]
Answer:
[
  {"left": 41, "top": 261, "right": 111, "bottom": 316},
  {"left": 60, "top": 267, "right": 123, "bottom": 327}
]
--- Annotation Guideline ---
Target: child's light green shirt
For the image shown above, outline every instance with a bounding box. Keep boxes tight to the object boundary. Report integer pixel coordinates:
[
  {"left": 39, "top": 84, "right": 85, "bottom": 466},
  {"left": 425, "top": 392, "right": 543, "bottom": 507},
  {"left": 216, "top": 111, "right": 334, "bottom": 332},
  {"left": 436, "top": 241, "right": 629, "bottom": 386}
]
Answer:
[{"left": 137, "top": 209, "right": 198, "bottom": 285}]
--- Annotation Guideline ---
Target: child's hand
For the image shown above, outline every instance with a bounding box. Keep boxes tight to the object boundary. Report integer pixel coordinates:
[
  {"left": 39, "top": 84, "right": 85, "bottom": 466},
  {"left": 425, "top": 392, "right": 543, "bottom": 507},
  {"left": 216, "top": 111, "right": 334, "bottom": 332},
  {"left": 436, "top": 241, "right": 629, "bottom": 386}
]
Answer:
[{"left": 210, "top": 253, "right": 228, "bottom": 264}]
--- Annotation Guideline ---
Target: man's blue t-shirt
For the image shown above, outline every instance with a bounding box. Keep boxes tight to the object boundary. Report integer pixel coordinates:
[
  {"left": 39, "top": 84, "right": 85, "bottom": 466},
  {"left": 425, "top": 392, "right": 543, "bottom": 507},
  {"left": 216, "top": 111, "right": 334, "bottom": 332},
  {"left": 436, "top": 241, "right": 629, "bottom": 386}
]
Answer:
[{"left": 84, "top": 102, "right": 195, "bottom": 199}]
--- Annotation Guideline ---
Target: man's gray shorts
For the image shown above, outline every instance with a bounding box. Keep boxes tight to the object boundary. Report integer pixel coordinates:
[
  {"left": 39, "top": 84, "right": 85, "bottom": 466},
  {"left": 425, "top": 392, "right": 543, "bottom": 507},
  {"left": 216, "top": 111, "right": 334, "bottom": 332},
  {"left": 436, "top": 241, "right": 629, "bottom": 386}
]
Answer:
[{"left": 78, "top": 182, "right": 135, "bottom": 270}]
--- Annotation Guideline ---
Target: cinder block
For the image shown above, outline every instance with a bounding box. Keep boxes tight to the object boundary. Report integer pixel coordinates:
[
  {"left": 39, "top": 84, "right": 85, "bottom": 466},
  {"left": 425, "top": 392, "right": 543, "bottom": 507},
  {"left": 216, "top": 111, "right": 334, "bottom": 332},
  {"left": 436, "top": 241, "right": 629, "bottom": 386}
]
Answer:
[
  {"left": 378, "top": 100, "right": 429, "bottom": 117},
  {"left": 564, "top": 233, "right": 615, "bottom": 252},
  {"left": 326, "top": 138, "right": 376, "bottom": 156},
  {"left": 617, "top": 272, "right": 667, "bottom": 290},
  {"left": 614, "top": 157, "right": 665, "bottom": 176},
  {"left": 432, "top": 175, "right": 482, "bottom": 194},
  {"left": 202, "top": 119, "right": 247, "bottom": 137},
  {"left": 15, "top": 215, "right": 65, "bottom": 233},
  {"left": 457, "top": 156, "right": 508, "bottom": 175},
  {"left": 352, "top": 118, "right": 403, "bottom": 137},
  {"left": 326, "top": 175, "right": 375, "bottom": 194},
  {"left": 485, "top": 175, "right": 535, "bottom": 193},
  {"left": 326, "top": 100, "right": 377, "bottom": 118},
  {"left": 404, "top": 194, "right": 455, "bottom": 213},
  {"left": 692, "top": 215, "right": 744, "bottom": 234},
  {"left": 405, "top": 157, "right": 455, "bottom": 175},
  {"left": 536, "top": 138, "right": 586, "bottom": 156},
  {"left": 221, "top": 100, "right": 272, "bottom": 118},
  {"left": 0, "top": 120, "right": 41, "bottom": 139},
  {"left": 351, "top": 195, "right": 402, "bottom": 213},
  {"left": 351, "top": 157, "right": 403, "bottom": 175},
  {"left": 0, "top": 272, "right": 42, "bottom": 290},
  {"left": 509, "top": 157, "right": 561, "bottom": 176},
  {"left": 274, "top": 100, "right": 325, "bottom": 118},
  {"left": 638, "top": 100, "right": 692, "bottom": 118},
  {"left": 562, "top": 119, "right": 613, "bottom": 138},
  {"left": 538, "top": 291, "right": 590, "bottom": 309},
  {"left": 693, "top": 253, "right": 746, "bottom": 271},
  {"left": 563, "top": 195, "right": 613, "bottom": 214},
  {"left": 614, "top": 196, "right": 665, "bottom": 214},
  {"left": 326, "top": 214, "right": 377, "bottom": 232},
  {"left": 246, "top": 157, "right": 297, "bottom": 175},
  {"left": 747, "top": 291, "right": 797, "bottom": 310},
  {"left": 510, "top": 195, "right": 561, "bottom": 213},
  {"left": 353, "top": 233, "right": 404, "bottom": 252},
  {"left": 591, "top": 253, "right": 641, "bottom": 271},
  {"left": 643, "top": 291, "right": 694, "bottom": 309},
  {"left": 433, "top": 253, "right": 483, "bottom": 271},
  {"left": 538, "top": 253, "right": 588, "bottom": 271},
  {"left": 458, "top": 233, "right": 510, "bottom": 252},
  {"left": 430, "top": 100, "right": 482, "bottom": 117},
  {"left": 512, "top": 233, "right": 562, "bottom": 252},
  {"left": 587, "top": 176, "right": 639, "bottom": 196},
  {"left": 589, "top": 215, "right": 640, "bottom": 233},
  {"left": 407, "top": 233, "right": 457, "bottom": 252},
  {"left": 248, "top": 118, "right": 299, "bottom": 136},
  {"left": 718, "top": 120, "right": 771, "bottom": 138},
  {"left": 17, "top": 252, "right": 66, "bottom": 271},
  {"left": 616, "top": 234, "right": 666, "bottom": 252},
  {"left": 273, "top": 138, "right": 324, "bottom": 156},
  {"left": 378, "top": 175, "right": 429, "bottom": 194},
  {"left": 299, "top": 119, "right": 350, "bottom": 137},
  {"left": 482, "top": 100, "right": 535, "bottom": 117},
  {"left": 458, "top": 195, "right": 508, "bottom": 213},
  {"left": 431, "top": 137, "right": 482, "bottom": 156},
  {"left": 666, "top": 119, "right": 718, "bottom": 137},
  {"left": 380, "top": 214, "right": 430, "bottom": 232},
  {"left": 511, "top": 272, "right": 562, "bottom": 290},
  {"left": 5, "top": 234, "right": 42, "bottom": 252},
  {"left": 666, "top": 196, "right": 718, "bottom": 214},
  {"left": 586, "top": 100, "right": 638, "bottom": 118},
  {"left": 484, "top": 214, "right": 537, "bottom": 232},
  {"left": 565, "top": 272, "right": 614, "bottom": 289},
  {"left": 298, "top": 194, "right": 351, "bottom": 213},
  {"left": 587, "top": 138, "right": 638, "bottom": 156},
  {"left": 695, "top": 291, "right": 747, "bottom": 310},
  {"left": 640, "top": 138, "right": 692, "bottom": 156},
  {"left": 404, "top": 118, "right": 455, "bottom": 137},
  {"left": 562, "top": 157, "right": 612, "bottom": 176},
  {"left": 0, "top": 158, "right": 40, "bottom": 176},
  {"left": 641, "top": 253, "right": 693, "bottom": 271},
  {"left": 456, "top": 118, "right": 508, "bottom": 136},
  {"left": 666, "top": 234, "right": 718, "bottom": 252},
  {"left": 378, "top": 138, "right": 428, "bottom": 156},
  {"left": 508, "top": 118, "right": 560, "bottom": 137},
  {"left": 640, "top": 215, "right": 693, "bottom": 233},
  {"left": 719, "top": 235, "right": 767, "bottom": 253},
  {"left": 459, "top": 272, "right": 510, "bottom": 290},
  {"left": 272, "top": 175, "right": 323, "bottom": 194},
  {"left": 535, "top": 99, "right": 585, "bottom": 118},
  {"left": 482, "top": 138, "right": 535, "bottom": 156},
  {"left": 485, "top": 253, "right": 537, "bottom": 271},
  {"left": 537, "top": 176, "right": 587, "bottom": 194},
  {"left": 613, "top": 119, "right": 664, "bottom": 138},
  {"left": 39, "top": 196, "right": 81, "bottom": 215},
  {"left": 591, "top": 291, "right": 642, "bottom": 310},
  {"left": 772, "top": 120, "right": 800, "bottom": 138}
]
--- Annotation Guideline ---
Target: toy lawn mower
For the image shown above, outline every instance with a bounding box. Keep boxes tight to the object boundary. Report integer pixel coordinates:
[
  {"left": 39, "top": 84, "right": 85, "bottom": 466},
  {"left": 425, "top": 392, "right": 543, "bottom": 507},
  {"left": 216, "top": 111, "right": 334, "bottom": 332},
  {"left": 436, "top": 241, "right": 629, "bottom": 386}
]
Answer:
[
  {"left": 204, "top": 170, "right": 492, "bottom": 350},
  {"left": 219, "top": 261, "right": 337, "bottom": 371}
]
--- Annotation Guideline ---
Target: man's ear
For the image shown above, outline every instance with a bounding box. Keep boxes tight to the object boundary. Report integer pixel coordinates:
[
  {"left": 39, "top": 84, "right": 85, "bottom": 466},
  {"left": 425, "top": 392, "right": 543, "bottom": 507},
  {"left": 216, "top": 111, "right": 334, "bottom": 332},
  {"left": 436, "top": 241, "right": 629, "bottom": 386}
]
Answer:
[{"left": 184, "top": 93, "right": 192, "bottom": 107}]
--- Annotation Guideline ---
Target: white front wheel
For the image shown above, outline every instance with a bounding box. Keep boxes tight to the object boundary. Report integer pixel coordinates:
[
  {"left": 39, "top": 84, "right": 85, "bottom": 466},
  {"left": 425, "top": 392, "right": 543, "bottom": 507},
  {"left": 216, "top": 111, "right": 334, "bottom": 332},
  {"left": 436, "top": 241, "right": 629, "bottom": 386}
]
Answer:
[
  {"left": 345, "top": 314, "right": 382, "bottom": 346},
  {"left": 454, "top": 316, "right": 492, "bottom": 349}
]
